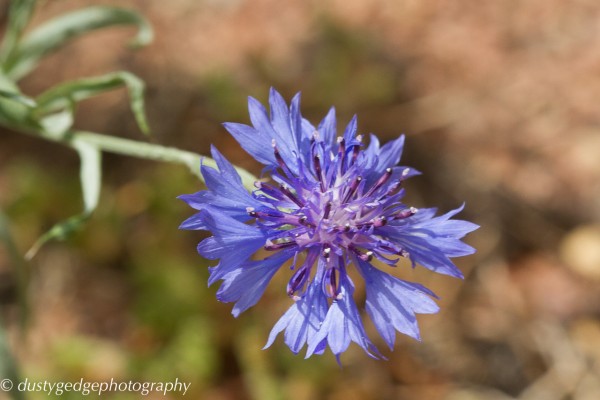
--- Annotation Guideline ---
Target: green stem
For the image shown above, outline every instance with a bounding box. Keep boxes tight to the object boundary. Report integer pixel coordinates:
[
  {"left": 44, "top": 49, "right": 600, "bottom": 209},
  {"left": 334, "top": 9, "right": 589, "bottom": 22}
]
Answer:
[{"left": 16, "top": 126, "right": 257, "bottom": 189}]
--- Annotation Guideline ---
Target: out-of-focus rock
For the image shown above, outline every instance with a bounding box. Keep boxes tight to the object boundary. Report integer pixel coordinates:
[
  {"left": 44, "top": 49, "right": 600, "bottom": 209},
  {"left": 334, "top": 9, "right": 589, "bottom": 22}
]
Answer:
[{"left": 560, "top": 224, "right": 600, "bottom": 281}]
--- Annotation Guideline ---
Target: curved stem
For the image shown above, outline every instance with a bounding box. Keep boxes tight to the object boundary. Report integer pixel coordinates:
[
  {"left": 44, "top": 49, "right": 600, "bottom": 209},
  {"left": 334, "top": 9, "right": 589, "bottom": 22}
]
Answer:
[{"left": 15, "top": 126, "right": 257, "bottom": 189}]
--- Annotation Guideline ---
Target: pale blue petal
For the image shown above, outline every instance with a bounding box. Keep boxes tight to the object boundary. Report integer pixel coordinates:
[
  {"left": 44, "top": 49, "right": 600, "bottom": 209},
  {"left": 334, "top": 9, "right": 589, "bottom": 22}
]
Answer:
[
  {"left": 216, "top": 249, "right": 295, "bottom": 317},
  {"left": 355, "top": 258, "right": 439, "bottom": 349}
]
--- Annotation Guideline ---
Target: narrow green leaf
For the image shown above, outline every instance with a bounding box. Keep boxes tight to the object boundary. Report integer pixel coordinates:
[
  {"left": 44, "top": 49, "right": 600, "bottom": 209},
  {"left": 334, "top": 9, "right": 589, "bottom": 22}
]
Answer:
[
  {"left": 0, "top": 89, "right": 36, "bottom": 107},
  {"left": 39, "top": 109, "right": 74, "bottom": 137},
  {"left": 25, "top": 214, "right": 88, "bottom": 260},
  {"left": 0, "top": 0, "right": 37, "bottom": 64},
  {"left": 35, "top": 71, "right": 150, "bottom": 135},
  {"left": 72, "top": 139, "right": 102, "bottom": 214},
  {"left": 0, "top": 71, "right": 39, "bottom": 130},
  {"left": 25, "top": 140, "right": 101, "bottom": 260},
  {"left": 4, "top": 6, "right": 153, "bottom": 80}
]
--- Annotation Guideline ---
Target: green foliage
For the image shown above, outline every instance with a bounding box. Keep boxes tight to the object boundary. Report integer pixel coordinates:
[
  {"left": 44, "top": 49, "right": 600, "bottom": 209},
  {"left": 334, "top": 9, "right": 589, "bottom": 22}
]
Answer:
[
  {"left": 2, "top": 5, "right": 153, "bottom": 81},
  {"left": 0, "top": 0, "right": 255, "bottom": 257},
  {"left": 35, "top": 72, "right": 150, "bottom": 135},
  {"left": 0, "top": 0, "right": 153, "bottom": 256}
]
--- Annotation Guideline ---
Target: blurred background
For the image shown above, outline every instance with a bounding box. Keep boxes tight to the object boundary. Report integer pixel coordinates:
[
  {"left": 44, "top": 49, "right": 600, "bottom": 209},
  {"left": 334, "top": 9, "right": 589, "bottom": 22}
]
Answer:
[{"left": 1, "top": 0, "right": 600, "bottom": 399}]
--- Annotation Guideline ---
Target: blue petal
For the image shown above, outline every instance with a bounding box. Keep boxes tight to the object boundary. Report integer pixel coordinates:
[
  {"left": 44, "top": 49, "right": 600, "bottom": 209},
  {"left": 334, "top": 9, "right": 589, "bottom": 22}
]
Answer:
[
  {"left": 306, "top": 270, "right": 382, "bottom": 360},
  {"left": 264, "top": 254, "right": 329, "bottom": 354},
  {"left": 383, "top": 229, "right": 465, "bottom": 278},
  {"left": 379, "top": 205, "right": 478, "bottom": 278},
  {"left": 377, "top": 135, "right": 405, "bottom": 172},
  {"left": 342, "top": 115, "right": 358, "bottom": 143},
  {"left": 196, "top": 211, "right": 266, "bottom": 261},
  {"left": 179, "top": 213, "right": 207, "bottom": 230},
  {"left": 177, "top": 191, "right": 212, "bottom": 211},
  {"left": 355, "top": 258, "right": 439, "bottom": 349},
  {"left": 290, "top": 92, "right": 309, "bottom": 163},
  {"left": 210, "top": 145, "right": 242, "bottom": 185},
  {"left": 317, "top": 107, "right": 337, "bottom": 149},
  {"left": 201, "top": 148, "right": 263, "bottom": 211},
  {"left": 269, "top": 87, "right": 296, "bottom": 148},
  {"left": 222, "top": 121, "right": 276, "bottom": 166},
  {"left": 216, "top": 249, "right": 295, "bottom": 317}
]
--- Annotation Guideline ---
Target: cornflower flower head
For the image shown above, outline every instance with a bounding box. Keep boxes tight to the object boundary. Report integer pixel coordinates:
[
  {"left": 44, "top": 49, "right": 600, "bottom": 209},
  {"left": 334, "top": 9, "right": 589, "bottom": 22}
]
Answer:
[{"left": 179, "top": 88, "right": 478, "bottom": 361}]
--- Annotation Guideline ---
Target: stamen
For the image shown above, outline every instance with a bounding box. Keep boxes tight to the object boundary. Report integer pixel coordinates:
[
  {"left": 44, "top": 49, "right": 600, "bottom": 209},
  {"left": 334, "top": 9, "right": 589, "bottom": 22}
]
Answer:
[
  {"left": 255, "top": 181, "right": 285, "bottom": 200},
  {"left": 323, "top": 202, "right": 332, "bottom": 220},
  {"left": 298, "top": 215, "right": 315, "bottom": 229},
  {"left": 323, "top": 267, "right": 339, "bottom": 298},
  {"left": 279, "top": 184, "right": 304, "bottom": 207},
  {"left": 313, "top": 155, "right": 326, "bottom": 192},
  {"left": 287, "top": 266, "right": 310, "bottom": 300},
  {"left": 343, "top": 176, "right": 362, "bottom": 203},
  {"left": 322, "top": 245, "right": 331, "bottom": 259},
  {"left": 349, "top": 134, "right": 363, "bottom": 167},
  {"left": 393, "top": 207, "right": 418, "bottom": 219},
  {"left": 337, "top": 137, "right": 346, "bottom": 173},
  {"left": 365, "top": 167, "right": 393, "bottom": 196},
  {"left": 246, "top": 207, "right": 287, "bottom": 220},
  {"left": 264, "top": 238, "right": 297, "bottom": 251},
  {"left": 349, "top": 245, "right": 372, "bottom": 261},
  {"left": 272, "top": 141, "right": 294, "bottom": 177},
  {"left": 373, "top": 216, "right": 387, "bottom": 227},
  {"left": 379, "top": 244, "right": 410, "bottom": 259}
]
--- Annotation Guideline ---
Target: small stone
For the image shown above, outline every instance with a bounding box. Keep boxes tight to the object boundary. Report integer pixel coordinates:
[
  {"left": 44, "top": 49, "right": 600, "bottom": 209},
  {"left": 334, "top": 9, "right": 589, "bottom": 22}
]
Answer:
[{"left": 560, "top": 224, "right": 600, "bottom": 281}]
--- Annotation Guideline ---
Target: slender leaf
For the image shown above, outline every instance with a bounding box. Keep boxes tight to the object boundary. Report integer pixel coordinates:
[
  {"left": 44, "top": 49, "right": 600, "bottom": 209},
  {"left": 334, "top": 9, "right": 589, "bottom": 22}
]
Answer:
[
  {"left": 4, "top": 6, "right": 153, "bottom": 80},
  {"left": 73, "top": 139, "right": 102, "bottom": 214},
  {"left": 25, "top": 139, "right": 102, "bottom": 260},
  {"left": 36, "top": 71, "right": 150, "bottom": 135},
  {"left": 0, "top": 89, "right": 36, "bottom": 107},
  {"left": 39, "top": 109, "right": 74, "bottom": 137},
  {"left": 0, "top": 0, "right": 37, "bottom": 64},
  {"left": 0, "top": 71, "right": 38, "bottom": 130}
]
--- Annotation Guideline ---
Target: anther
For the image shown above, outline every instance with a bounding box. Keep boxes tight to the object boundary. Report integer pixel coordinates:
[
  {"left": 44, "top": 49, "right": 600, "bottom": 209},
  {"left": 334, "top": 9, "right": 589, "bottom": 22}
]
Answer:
[
  {"left": 373, "top": 216, "right": 387, "bottom": 227},
  {"left": 287, "top": 267, "right": 310, "bottom": 299},
  {"left": 279, "top": 184, "right": 304, "bottom": 207},
  {"left": 323, "top": 202, "right": 332, "bottom": 220},
  {"left": 313, "top": 155, "right": 326, "bottom": 192},
  {"left": 394, "top": 207, "right": 418, "bottom": 219},
  {"left": 343, "top": 176, "right": 362, "bottom": 203},
  {"left": 272, "top": 142, "right": 292, "bottom": 175},
  {"left": 366, "top": 167, "right": 393, "bottom": 196},
  {"left": 264, "top": 239, "right": 297, "bottom": 251},
  {"left": 323, "top": 267, "right": 339, "bottom": 298}
]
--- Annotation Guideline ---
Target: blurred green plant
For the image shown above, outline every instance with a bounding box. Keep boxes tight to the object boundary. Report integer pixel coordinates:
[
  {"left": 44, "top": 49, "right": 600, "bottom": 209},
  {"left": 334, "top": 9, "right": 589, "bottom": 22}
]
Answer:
[
  {"left": 0, "top": 0, "right": 256, "bottom": 258},
  {"left": 0, "top": 2, "right": 256, "bottom": 398}
]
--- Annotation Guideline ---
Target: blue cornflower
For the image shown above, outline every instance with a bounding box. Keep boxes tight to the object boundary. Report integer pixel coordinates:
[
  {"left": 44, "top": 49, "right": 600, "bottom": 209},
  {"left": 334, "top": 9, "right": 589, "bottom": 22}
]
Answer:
[{"left": 180, "top": 88, "right": 478, "bottom": 361}]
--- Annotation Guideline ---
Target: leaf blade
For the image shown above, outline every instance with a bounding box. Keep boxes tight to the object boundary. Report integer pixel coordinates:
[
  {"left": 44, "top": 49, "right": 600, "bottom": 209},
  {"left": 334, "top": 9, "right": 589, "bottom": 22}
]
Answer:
[
  {"left": 35, "top": 71, "right": 150, "bottom": 135},
  {"left": 5, "top": 6, "right": 153, "bottom": 80},
  {"left": 0, "top": 0, "right": 37, "bottom": 64},
  {"left": 25, "top": 139, "right": 102, "bottom": 259}
]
